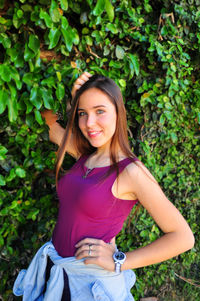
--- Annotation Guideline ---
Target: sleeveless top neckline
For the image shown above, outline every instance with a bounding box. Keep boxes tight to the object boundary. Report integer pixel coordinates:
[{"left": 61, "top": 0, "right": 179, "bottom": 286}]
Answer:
[{"left": 83, "top": 155, "right": 132, "bottom": 170}]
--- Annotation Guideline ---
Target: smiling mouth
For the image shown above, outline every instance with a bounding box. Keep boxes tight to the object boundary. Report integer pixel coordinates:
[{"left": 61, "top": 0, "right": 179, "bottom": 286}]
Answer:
[{"left": 88, "top": 131, "right": 102, "bottom": 138}]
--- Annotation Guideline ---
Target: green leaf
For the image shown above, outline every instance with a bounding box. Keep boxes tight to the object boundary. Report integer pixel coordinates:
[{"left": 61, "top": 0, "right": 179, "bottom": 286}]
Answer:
[
  {"left": 26, "top": 114, "right": 34, "bottom": 127},
  {"left": 61, "top": 16, "right": 69, "bottom": 29},
  {"left": 23, "top": 97, "right": 33, "bottom": 114},
  {"left": 140, "top": 230, "right": 149, "bottom": 238},
  {"left": 28, "top": 34, "right": 40, "bottom": 55},
  {"left": 21, "top": 4, "right": 32, "bottom": 12},
  {"left": 0, "top": 174, "right": 5, "bottom": 186},
  {"left": 128, "top": 53, "right": 140, "bottom": 76},
  {"left": 170, "top": 132, "right": 178, "bottom": 143},
  {"left": 106, "top": 23, "right": 118, "bottom": 34},
  {"left": 23, "top": 74, "right": 36, "bottom": 88},
  {"left": 93, "top": 0, "right": 105, "bottom": 16},
  {"left": 40, "top": 9, "right": 53, "bottom": 28},
  {"left": 7, "top": 48, "right": 18, "bottom": 63},
  {"left": 10, "top": 66, "right": 21, "bottom": 90},
  {"left": 197, "top": 112, "right": 200, "bottom": 124},
  {"left": 0, "top": 145, "right": 8, "bottom": 160},
  {"left": 8, "top": 83, "right": 17, "bottom": 105},
  {"left": 50, "top": 0, "right": 61, "bottom": 23},
  {"left": 56, "top": 72, "right": 62, "bottom": 82},
  {"left": 48, "top": 28, "right": 61, "bottom": 49},
  {"left": 0, "top": 89, "right": 8, "bottom": 114},
  {"left": 0, "top": 33, "right": 11, "bottom": 48},
  {"left": 116, "top": 45, "right": 125, "bottom": 59},
  {"left": 61, "top": 26, "right": 74, "bottom": 51},
  {"left": 0, "top": 64, "right": 11, "bottom": 82},
  {"left": 7, "top": 96, "right": 18, "bottom": 122},
  {"left": 24, "top": 43, "right": 35, "bottom": 61},
  {"left": 56, "top": 83, "right": 65, "bottom": 101},
  {"left": 59, "top": 0, "right": 68, "bottom": 11},
  {"left": 0, "top": 16, "right": 7, "bottom": 24},
  {"left": 159, "top": 113, "right": 165, "bottom": 125},
  {"left": 85, "top": 35, "right": 93, "bottom": 46},
  {"left": 30, "top": 86, "right": 42, "bottom": 110},
  {"left": 0, "top": 234, "right": 4, "bottom": 246},
  {"left": 164, "top": 110, "right": 172, "bottom": 120},
  {"left": 72, "top": 29, "right": 79, "bottom": 45},
  {"left": 105, "top": 0, "right": 114, "bottom": 22},
  {"left": 27, "top": 209, "right": 40, "bottom": 220},
  {"left": 118, "top": 79, "right": 126, "bottom": 87},
  {"left": 41, "top": 77, "right": 56, "bottom": 87},
  {"left": 17, "top": 9, "right": 23, "bottom": 18},
  {"left": 40, "top": 87, "right": 54, "bottom": 109},
  {"left": 34, "top": 110, "right": 43, "bottom": 125},
  {"left": 15, "top": 167, "right": 26, "bottom": 178}
]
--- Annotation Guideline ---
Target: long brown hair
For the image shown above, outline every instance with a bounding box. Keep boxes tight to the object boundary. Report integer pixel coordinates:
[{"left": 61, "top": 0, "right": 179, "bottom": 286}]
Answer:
[{"left": 55, "top": 74, "right": 138, "bottom": 188}]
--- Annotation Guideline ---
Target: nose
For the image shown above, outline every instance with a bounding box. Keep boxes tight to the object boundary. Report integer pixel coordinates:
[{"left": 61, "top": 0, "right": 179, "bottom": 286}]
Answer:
[{"left": 86, "top": 113, "right": 96, "bottom": 127}]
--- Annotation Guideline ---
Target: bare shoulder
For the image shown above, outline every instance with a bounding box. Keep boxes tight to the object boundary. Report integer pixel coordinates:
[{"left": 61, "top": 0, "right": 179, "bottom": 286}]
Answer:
[
  {"left": 125, "top": 160, "right": 157, "bottom": 183},
  {"left": 118, "top": 159, "right": 159, "bottom": 200}
]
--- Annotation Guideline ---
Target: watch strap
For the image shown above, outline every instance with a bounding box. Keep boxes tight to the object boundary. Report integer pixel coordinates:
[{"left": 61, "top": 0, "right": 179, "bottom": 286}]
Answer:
[{"left": 115, "top": 262, "right": 121, "bottom": 273}]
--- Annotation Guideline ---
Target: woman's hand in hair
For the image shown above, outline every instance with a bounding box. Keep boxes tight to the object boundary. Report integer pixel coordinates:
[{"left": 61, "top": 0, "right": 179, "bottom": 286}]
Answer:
[
  {"left": 71, "top": 72, "right": 92, "bottom": 99},
  {"left": 74, "top": 237, "right": 116, "bottom": 272}
]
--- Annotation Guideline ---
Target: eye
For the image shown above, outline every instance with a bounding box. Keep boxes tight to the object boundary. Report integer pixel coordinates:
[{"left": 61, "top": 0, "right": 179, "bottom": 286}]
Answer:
[
  {"left": 96, "top": 109, "right": 104, "bottom": 114},
  {"left": 78, "top": 111, "right": 86, "bottom": 117}
]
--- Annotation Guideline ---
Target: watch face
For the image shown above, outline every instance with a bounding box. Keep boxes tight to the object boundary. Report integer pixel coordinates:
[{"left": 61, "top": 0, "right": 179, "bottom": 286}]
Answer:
[{"left": 115, "top": 251, "right": 125, "bottom": 260}]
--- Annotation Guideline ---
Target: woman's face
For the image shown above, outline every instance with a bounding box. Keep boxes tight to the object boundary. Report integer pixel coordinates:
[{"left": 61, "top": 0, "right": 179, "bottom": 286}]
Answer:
[{"left": 77, "top": 88, "right": 117, "bottom": 150}]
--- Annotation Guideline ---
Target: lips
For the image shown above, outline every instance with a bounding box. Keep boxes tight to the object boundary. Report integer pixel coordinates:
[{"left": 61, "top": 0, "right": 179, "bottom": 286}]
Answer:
[{"left": 88, "top": 130, "right": 102, "bottom": 138}]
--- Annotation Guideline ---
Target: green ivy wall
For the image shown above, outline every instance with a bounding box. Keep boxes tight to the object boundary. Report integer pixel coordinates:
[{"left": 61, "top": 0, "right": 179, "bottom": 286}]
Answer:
[{"left": 0, "top": 0, "right": 199, "bottom": 300}]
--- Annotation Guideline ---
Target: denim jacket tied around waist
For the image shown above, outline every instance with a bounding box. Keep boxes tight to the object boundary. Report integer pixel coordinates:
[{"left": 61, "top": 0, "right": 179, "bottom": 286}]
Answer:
[{"left": 13, "top": 241, "right": 136, "bottom": 301}]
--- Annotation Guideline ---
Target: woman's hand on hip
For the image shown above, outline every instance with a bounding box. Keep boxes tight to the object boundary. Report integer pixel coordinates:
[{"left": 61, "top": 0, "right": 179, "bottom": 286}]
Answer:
[
  {"left": 75, "top": 238, "right": 116, "bottom": 272},
  {"left": 71, "top": 72, "right": 92, "bottom": 99}
]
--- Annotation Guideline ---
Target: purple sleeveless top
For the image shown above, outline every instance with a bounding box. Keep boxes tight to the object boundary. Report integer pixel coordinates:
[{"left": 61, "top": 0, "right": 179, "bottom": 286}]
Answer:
[{"left": 52, "top": 155, "right": 139, "bottom": 257}]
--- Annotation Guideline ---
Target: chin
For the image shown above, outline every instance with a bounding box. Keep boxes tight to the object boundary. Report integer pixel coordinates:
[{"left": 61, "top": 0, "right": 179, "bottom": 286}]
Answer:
[{"left": 88, "top": 139, "right": 108, "bottom": 148}]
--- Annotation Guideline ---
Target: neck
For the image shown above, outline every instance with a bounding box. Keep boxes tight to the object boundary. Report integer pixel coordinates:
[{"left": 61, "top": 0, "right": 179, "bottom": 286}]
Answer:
[
  {"left": 95, "top": 142, "right": 123, "bottom": 158},
  {"left": 90, "top": 146, "right": 125, "bottom": 166}
]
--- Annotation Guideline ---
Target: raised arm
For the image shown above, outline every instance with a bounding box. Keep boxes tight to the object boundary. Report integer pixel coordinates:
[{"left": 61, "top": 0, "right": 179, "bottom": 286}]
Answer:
[{"left": 41, "top": 72, "right": 92, "bottom": 159}]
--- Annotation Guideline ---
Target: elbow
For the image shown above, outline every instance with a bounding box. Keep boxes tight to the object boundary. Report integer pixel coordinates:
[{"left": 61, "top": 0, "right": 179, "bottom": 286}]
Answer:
[
  {"left": 183, "top": 229, "right": 195, "bottom": 251},
  {"left": 188, "top": 232, "right": 195, "bottom": 250}
]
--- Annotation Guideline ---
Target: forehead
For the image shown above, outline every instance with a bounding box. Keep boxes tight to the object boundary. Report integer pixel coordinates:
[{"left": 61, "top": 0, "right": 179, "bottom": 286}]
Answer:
[{"left": 78, "top": 87, "right": 114, "bottom": 109}]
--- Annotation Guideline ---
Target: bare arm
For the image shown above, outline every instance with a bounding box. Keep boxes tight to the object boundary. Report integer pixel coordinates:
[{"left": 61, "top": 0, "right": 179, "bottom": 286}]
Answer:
[
  {"left": 121, "top": 162, "right": 195, "bottom": 270},
  {"left": 41, "top": 72, "right": 92, "bottom": 159}
]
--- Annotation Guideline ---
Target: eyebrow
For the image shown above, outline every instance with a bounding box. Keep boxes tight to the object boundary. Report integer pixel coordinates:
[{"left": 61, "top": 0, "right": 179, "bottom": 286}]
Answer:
[{"left": 77, "top": 105, "right": 106, "bottom": 111}]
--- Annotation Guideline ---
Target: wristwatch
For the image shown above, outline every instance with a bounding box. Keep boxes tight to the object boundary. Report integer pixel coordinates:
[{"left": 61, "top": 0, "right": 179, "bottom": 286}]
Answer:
[{"left": 112, "top": 251, "right": 126, "bottom": 273}]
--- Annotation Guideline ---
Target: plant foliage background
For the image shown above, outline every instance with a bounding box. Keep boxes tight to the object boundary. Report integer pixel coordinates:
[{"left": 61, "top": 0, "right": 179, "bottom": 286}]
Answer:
[{"left": 0, "top": 0, "right": 199, "bottom": 300}]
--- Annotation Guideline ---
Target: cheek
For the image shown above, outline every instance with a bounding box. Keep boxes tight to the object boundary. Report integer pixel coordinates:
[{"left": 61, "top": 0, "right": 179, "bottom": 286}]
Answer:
[
  {"left": 101, "top": 114, "right": 117, "bottom": 132},
  {"left": 78, "top": 117, "right": 84, "bottom": 130}
]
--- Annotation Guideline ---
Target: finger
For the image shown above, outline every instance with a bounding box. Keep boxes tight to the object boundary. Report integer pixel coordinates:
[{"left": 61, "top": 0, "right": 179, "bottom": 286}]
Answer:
[
  {"left": 84, "top": 257, "right": 98, "bottom": 265},
  {"left": 75, "top": 78, "right": 85, "bottom": 85},
  {"left": 76, "top": 72, "right": 92, "bottom": 83},
  {"left": 74, "top": 244, "right": 92, "bottom": 256},
  {"left": 71, "top": 84, "right": 81, "bottom": 97},
  {"left": 84, "top": 71, "right": 92, "bottom": 77},
  {"left": 75, "top": 249, "right": 97, "bottom": 259},
  {"left": 79, "top": 71, "right": 92, "bottom": 79},
  {"left": 75, "top": 238, "right": 103, "bottom": 248},
  {"left": 75, "top": 244, "right": 98, "bottom": 258},
  {"left": 73, "top": 84, "right": 82, "bottom": 90},
  {"left": 79, "top": 74, "right": 92, "bottom": 81}
]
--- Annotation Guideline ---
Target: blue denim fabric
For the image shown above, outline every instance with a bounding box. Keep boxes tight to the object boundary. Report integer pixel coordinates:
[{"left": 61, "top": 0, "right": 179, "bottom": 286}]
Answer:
[{"left": 13, "top": 241, "right": 136, "bottom": 301}]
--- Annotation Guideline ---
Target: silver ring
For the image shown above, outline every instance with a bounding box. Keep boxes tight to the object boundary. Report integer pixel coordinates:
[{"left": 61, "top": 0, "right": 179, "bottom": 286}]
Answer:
[{"left": 88, "top": 244, "right": 92, "bottom": 256}]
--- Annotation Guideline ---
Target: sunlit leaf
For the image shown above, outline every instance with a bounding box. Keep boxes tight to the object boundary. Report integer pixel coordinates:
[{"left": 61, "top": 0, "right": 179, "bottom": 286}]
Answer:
[{"left": 105, "top": 0, "right": 114, "bottom": 22}]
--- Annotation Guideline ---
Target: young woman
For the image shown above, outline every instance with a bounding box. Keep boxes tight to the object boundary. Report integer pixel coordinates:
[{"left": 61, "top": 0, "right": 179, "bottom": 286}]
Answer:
[{"left": 13, "top": 73, "right": 194, "bottom": 301}]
